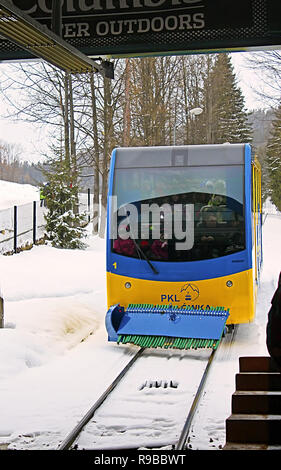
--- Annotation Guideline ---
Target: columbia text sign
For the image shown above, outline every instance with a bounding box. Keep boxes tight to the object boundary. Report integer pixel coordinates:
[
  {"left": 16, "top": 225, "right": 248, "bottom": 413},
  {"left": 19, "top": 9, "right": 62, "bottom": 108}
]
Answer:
[{"left": 1, "top": 0, "right": 281, "bottom": 60}]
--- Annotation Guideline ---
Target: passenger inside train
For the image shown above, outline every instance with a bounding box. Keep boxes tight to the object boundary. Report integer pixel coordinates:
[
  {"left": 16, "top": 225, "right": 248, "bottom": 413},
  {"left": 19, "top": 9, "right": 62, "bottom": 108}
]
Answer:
[{"left": 112, "top": 163, "right": 245, "bottom": 262}]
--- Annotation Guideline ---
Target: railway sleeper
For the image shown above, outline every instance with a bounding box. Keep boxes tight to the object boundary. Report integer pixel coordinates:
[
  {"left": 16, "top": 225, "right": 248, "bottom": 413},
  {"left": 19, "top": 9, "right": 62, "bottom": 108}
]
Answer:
[{"left": 139, "top": 379, "right": 179, "bottom": 390}]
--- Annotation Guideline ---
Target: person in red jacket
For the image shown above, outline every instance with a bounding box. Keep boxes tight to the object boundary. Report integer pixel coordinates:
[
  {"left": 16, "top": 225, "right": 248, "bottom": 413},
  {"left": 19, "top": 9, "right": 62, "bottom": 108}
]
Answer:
[
  {"left": 113, "top": 236, "right": 136, "bottom": 257},
  {"left": 151, "top": 233, "right": 168, "bottom": 260}
]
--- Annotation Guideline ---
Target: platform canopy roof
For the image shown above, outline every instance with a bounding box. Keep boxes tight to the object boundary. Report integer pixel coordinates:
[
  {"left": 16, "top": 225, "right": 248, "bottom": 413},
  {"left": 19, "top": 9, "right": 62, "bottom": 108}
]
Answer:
[{"left": 0, "top": 0, "right": 112, "bottom": 76}]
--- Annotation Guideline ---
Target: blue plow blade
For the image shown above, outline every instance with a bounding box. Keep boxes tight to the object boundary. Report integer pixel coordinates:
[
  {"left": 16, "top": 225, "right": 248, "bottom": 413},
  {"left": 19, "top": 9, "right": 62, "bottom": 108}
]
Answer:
[{"left": 105, "top": 304, "right": 229, "bottom": 345}]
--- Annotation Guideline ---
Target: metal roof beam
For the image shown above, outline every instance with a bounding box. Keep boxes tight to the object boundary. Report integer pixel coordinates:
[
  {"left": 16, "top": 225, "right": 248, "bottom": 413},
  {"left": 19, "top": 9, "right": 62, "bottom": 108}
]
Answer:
[{"left": 0, "top": 0, "right": 113, "bottom": 77}]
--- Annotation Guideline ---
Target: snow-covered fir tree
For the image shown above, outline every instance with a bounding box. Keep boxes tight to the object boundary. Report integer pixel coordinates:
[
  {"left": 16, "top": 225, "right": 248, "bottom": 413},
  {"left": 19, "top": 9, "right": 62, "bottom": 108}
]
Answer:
[
  {"left": 209, "top": 54, "right": 252, "bottom": 144},
  {"left": 42, "top": 159, "right": 87, "bottom": 249},
  {"left": 265, "top": 105, "right": 281, "bottom": 211}
]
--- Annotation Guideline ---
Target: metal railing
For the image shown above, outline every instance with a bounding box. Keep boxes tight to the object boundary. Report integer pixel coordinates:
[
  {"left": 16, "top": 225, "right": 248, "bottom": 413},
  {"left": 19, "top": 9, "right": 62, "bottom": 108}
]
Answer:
[
  {"left": 0, "top": 190, "right": 93, "bottom": 255},
  {"left": 0, "top": 200, "right": 46, "bottom": 254}
]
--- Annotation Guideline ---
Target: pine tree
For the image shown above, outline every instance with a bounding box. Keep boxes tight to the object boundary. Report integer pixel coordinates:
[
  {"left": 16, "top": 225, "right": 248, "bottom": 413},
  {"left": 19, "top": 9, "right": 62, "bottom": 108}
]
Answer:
[
  {"left": 265, "top": 105, "right": 281, "bottom": 210},
  {"left": 208, "top": 54, "right": 252, "bottom": 144},
  {"left": 42, "top": 159, "right": 87, "bottom": 249}
]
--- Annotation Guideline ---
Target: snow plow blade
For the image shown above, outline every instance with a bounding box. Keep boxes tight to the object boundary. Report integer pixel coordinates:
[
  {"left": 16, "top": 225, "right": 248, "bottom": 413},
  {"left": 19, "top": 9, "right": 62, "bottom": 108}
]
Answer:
[{"left": 105, "top": 304, "right": 229, "bottom": 350}]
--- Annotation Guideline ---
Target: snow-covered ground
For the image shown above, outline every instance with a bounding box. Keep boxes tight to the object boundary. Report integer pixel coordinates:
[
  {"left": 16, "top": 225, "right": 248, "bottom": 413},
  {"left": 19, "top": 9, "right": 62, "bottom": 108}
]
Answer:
[
  {"left": 0, "top": 181, "right": 40, "bottom": 211},
  {"left": 0, "top": 181, "right": 43, "bottom": 254},
  {"left": 0, "top": 181, "right": 90, "bottom": 254},
  {"left": 0, "top": 180, "right": 280, "bottom": 452}
]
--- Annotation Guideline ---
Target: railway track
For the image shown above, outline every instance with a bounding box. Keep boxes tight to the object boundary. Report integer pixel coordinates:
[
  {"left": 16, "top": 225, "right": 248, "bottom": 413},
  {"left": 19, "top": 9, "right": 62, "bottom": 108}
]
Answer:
[
  {"left": 58, "top": 348, "right": 145, "bottom": 450},
  {"left": 58, "top": 327, "right": 237, "bottom": 451}
]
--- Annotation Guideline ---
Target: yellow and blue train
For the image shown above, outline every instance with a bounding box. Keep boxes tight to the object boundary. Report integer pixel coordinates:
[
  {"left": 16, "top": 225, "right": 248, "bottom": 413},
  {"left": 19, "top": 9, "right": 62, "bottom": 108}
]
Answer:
[{"left": 105, "top": 144, "right": 262, "bottom": 349}]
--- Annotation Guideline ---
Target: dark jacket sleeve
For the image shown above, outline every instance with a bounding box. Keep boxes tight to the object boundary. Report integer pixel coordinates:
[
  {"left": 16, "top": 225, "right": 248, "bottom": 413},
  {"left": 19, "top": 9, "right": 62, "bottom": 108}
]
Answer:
[{"left": 266, "top": 272, "right": 281, "bottom": 369}]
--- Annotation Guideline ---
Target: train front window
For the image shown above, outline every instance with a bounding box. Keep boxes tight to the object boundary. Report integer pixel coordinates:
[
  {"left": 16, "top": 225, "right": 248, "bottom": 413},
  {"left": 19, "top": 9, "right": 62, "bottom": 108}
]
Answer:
[{"left": 111, "top": 165, "right": 245, "bottom": 261}]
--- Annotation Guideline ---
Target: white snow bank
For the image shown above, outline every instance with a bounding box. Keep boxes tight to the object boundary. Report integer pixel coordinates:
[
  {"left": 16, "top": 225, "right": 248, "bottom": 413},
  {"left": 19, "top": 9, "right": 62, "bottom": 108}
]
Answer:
[{"left": 0, "top": 180, "right": 39, "bottom": 211}]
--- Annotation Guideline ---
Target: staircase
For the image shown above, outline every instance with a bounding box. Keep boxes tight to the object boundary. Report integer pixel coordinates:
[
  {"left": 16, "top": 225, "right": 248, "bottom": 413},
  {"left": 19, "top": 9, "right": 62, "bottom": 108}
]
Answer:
[{"left": 224, "top": 356, "right": 281, "bottom": 450}]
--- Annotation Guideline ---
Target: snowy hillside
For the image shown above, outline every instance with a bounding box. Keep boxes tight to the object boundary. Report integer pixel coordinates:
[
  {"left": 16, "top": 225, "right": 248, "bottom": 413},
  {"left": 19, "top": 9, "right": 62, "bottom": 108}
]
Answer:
[
  {"left": 0, "top": 180, "right": 39, "bottom": 211},
  {"left": 0, "top": 182, "right": 280, "bottom": 451}
]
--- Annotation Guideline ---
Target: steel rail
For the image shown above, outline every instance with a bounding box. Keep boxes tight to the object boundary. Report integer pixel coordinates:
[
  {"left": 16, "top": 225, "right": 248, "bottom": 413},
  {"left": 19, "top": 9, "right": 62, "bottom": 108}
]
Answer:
[
  {"left": 175, "top": 325, "right": 238, "bottom": 450},
  {"left": 58, "top": 326, "right": 237, "bottom": 451},
  {"left": 175, "top": 348, "right": 216, "bottom": 450},
  {"left": 57, "top": 347, "right": 145, "bottom": 450}
]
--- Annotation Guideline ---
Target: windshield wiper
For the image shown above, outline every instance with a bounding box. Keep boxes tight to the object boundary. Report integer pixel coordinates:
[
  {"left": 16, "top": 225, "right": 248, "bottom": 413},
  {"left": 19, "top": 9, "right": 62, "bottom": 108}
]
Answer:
[{"left": 132, "top": 239, "right": 159, "bottom": 275}]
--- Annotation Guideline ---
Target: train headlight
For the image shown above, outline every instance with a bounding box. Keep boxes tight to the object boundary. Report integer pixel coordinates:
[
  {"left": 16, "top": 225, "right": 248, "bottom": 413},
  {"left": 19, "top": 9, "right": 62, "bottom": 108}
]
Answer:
[
  {"left": 125, "top": 282, "right": 131, "bottom": 289},
  {"left": 226, "top": 280, "right": 233, "bottom": 287}
]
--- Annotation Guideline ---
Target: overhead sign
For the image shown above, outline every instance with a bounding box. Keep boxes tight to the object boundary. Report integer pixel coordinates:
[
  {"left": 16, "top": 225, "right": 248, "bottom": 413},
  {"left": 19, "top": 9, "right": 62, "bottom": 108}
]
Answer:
[{"left": 0, "top": 0, "right": 281, "bottom": 61}]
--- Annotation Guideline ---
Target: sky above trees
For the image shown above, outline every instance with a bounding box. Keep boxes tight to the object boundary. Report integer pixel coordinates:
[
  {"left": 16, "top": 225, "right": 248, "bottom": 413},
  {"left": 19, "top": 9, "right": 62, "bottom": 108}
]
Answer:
[{"left": 0, "top": 51, "right": 271, "bottom": 164}]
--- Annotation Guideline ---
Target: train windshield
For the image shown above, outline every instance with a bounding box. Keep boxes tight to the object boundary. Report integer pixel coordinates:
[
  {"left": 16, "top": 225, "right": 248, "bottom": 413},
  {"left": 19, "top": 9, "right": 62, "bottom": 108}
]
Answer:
[{"left": 111, "top": 165, "right": 245, "bottom": 262}]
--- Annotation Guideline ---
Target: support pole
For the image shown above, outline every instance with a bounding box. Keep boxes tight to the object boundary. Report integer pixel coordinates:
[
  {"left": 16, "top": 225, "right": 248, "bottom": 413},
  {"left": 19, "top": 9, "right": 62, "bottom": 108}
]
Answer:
[
  {"left": 0, "top": 295, "right": 3, "bottom": 328},
  {"left": 33, "top": 200, "right": 37, "bottom": 245},
  {"left": 51, "top": 0, "right": 62, "bottom": 36},
  {"left": 88, "top": 188, "right": 91, "bottom": 223},
  {"left": 13, "top": 205, "right": 17, "bottom": 253}
]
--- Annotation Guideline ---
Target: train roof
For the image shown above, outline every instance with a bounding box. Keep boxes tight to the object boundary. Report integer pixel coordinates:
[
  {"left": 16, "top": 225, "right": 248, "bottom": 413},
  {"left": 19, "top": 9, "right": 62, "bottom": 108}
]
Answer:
[{"left": 114, "top": 144, "right": 250, "bottom": 169}]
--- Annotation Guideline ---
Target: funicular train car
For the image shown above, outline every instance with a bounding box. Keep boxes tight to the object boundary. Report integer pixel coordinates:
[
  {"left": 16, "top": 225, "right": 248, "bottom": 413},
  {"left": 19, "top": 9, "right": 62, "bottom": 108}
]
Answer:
[{"left": 105, "top": 144, "right": 262, "bottom": 350}]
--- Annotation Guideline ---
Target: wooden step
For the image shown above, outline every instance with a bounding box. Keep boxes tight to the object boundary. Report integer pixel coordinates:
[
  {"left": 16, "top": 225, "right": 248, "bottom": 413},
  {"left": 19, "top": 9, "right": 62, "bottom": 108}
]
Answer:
[
  {"left": 232, "top": 391, "right": 281, "bottom": 414},
  {"left": 225, "top": 414, "right": 281, "bottom": 444},
  {"left": 239, "top": 356, "right": 280, "bottom": 373},
  {"left": 223, "top": 442, "right": 281, "bottom": 450},
  {"left": 223, "top": 357, "right": 281, "bottom": 450},
  {"left": 236, "top": 372, "right": 281, "bottom": 391}
]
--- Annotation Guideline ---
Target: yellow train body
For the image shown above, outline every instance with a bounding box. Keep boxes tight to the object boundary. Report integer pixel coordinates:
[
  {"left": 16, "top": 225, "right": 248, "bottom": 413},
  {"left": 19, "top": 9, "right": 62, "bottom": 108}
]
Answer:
[{"left": 107, "top": 268, "right": 257, "bottom": 325}]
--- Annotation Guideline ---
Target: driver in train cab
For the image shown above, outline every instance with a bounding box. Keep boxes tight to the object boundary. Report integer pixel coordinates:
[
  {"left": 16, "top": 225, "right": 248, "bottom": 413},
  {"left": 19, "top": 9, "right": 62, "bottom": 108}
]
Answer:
[
  {"left": 201, "top": 212, "right": 217, "bottom": 242},
  {"left": 198, "top": 211, "right": 220, "bottom": 258},
  {"left": 208, "top": 179, "right": 227, "bottom": 207}
]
